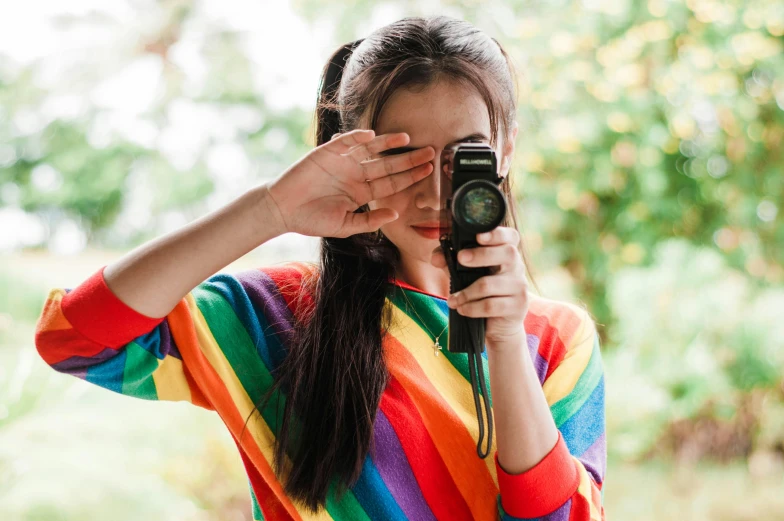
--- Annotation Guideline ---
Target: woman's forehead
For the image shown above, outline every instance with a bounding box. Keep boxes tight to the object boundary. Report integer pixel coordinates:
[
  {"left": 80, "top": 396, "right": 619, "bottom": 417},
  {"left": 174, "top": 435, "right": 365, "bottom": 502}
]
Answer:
[{"left": 372, "top": 82, "right": 492, "bottom": 145}]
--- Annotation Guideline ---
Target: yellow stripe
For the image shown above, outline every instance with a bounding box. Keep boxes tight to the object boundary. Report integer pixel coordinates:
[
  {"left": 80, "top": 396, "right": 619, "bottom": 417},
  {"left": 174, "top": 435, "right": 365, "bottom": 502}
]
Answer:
[
  {"left": 48, "top": 288, "right": 64, "bottom": 303},
  {"left": 152, "top": 356, "right": 192, "bottom": 402},
  {"left": 186, "top": 294, "right": 334, "bottom": 521},
  {"left": 541, "top": 314, "right": 594, "bottom": 405},
  {"left": 386, "top": 300, "right": 499, "bottom": 485},
  {"left": 573, "top": 456, "right": 602, "bottom": 520}
]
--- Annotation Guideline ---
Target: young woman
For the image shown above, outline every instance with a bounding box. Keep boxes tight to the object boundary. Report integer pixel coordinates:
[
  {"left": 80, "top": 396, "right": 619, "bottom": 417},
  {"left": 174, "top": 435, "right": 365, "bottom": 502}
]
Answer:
[{"left": 34, "top": 15, "right": 606, "bottom": 521}]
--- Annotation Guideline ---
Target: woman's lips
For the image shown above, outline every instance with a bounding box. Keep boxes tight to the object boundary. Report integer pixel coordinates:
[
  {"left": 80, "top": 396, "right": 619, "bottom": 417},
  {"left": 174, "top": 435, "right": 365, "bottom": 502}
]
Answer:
[{"left": 411, "top": 226, "right": 441, "bottom": 239}]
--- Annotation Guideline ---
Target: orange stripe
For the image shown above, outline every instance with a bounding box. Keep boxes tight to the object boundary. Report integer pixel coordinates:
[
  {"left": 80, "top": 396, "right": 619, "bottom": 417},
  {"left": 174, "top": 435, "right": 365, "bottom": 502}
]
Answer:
[
  {"left": 39, "top": 291, "right": 72, "bottom": 331},
  {"left": 166, "top": 296, "right": 303, "bottom": 520}
]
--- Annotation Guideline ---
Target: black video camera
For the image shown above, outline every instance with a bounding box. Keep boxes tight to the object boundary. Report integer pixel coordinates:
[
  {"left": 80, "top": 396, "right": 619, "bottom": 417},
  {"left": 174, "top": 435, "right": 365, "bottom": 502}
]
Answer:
[
  {"left": 437, "top": 141, "right": 506, "bottom": 458},
  {"left": 438, "top": 142, "right": 507, "bottom": 355}
]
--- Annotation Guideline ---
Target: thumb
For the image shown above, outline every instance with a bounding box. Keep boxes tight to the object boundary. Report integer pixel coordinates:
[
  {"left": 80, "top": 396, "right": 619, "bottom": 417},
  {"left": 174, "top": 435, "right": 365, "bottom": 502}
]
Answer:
[{"left": 342, "top": 208, "right": 398, "bottom": 237}]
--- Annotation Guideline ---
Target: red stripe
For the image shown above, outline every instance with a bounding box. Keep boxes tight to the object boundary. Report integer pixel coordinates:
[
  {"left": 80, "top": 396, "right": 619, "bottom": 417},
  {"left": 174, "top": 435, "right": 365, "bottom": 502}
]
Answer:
[
  {"left": 567, "top": 483, "right": 591, "bottom": 521},
  {"left": 35, "top": 327, "right": 109, "bottom": 365},
  {"left": 261, "top": 263, "right": 317, "bottom": 321},
  {"left": 233, "top": 436, "right": 296, "bottom": 521},
  {"left": 388, "top": 278, "right": 447, "bottom": 300},
  {"left": 379, "top": 376, "right": 473, "bottom": 520},
  {"left": 525, "top": 310, "right": 568, "bottom": 381},
  {"left": 61, "top": 266, "right": 164, "bottom": 347},
  {"left": 494, "top": 432, "right": 579, "bottom": 518},
  {"left": 527, "top": 299, "right": 588, "bottom": 382}
]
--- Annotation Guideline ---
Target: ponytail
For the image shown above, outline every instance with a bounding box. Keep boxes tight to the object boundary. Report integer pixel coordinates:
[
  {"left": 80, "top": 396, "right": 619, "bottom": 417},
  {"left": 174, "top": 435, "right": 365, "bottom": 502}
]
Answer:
[{"left": 247, "top": 39, "right": 400, "bottom": 514}]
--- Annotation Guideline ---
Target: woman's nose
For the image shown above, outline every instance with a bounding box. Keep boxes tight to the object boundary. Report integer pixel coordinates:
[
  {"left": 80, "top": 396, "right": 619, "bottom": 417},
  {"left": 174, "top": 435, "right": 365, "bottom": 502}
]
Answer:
[{"left": 415, "top": 157, "right": 447, "bottom": 210}]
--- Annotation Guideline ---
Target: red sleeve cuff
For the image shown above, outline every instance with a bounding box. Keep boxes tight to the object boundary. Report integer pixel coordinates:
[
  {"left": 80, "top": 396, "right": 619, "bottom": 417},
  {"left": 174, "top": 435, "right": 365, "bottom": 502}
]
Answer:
[
  {"left": 495, "top": 430, "right": 580, "bottom": 518},
  {"left": 61, "top": 265, "right": 165, "bottom": 348}
]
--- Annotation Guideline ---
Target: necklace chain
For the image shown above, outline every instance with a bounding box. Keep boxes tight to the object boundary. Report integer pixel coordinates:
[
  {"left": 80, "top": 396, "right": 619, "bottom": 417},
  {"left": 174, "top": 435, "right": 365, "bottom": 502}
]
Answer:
[{"left": 397, "top": 285, "right": 449, "bottom": 357}]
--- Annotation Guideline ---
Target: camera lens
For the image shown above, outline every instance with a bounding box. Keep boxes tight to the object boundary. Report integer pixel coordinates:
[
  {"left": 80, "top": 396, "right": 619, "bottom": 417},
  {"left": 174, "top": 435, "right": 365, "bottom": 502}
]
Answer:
[
  {"left": 452, "top": 179, "right": 506, "bottom": 233},
  {"left": 459, "top": 185, "right": 502, "bottom": 226}
]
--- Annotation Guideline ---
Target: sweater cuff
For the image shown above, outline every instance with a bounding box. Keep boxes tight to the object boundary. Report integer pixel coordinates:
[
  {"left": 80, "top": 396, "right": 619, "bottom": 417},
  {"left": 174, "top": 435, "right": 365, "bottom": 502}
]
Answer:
[
  {"left": 495, "top": 430, "right": 580, "bottom": 518},
  {"left": 61, "top": 265, "right": 165, "bottom": 348}
]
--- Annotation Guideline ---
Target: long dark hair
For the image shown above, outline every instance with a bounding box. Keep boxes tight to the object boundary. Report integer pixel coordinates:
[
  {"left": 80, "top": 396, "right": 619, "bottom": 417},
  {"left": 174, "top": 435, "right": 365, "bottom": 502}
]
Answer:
[{"left": 242, "top": 15, "right": 539, "bottom": 514}]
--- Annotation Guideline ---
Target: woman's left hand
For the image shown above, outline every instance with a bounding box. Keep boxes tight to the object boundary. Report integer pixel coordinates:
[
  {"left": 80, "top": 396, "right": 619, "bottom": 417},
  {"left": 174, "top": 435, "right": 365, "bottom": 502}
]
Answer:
[{"left": 431, "top": 226, "right": 530, "bottom": 349}]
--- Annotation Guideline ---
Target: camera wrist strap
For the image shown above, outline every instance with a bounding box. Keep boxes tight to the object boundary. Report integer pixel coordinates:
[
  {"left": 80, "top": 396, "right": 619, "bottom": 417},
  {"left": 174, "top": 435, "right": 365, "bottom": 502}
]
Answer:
[{"left": 441, "top": 239, "right": 494, "bottom": 459}]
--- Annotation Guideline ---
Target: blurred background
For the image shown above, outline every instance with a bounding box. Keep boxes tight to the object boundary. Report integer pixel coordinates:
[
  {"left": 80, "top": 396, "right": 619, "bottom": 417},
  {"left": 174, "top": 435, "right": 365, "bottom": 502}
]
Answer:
[{"left": 1, "top": 0, "right": 783, "bottom": 519}]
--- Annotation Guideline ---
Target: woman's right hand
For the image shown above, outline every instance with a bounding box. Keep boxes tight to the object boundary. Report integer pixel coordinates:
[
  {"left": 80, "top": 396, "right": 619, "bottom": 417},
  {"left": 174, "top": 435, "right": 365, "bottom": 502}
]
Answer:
[{"left": 263, "top": 129, "right": 435, "bottom": 238}]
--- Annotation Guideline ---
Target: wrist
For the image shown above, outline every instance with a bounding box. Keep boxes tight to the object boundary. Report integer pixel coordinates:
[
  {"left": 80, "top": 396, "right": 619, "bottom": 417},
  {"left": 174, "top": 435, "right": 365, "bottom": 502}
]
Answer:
[
  {"left": 486, "top": 331, "right": 527, "bottom": 354},
  {"left": 251, "top": 183, "right": 289, "bottom": 240}
]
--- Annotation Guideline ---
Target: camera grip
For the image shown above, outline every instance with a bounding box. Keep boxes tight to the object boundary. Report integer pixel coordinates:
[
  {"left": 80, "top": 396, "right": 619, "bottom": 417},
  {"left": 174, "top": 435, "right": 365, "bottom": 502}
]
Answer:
[{"left": 441, "top": 238, "right": 491, "bottom": 354}]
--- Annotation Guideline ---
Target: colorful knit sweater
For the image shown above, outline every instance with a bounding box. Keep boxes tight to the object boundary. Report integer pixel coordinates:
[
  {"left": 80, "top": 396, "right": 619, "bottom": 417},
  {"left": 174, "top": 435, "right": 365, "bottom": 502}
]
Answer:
[{"left": 34, "top": 261, "right": 607, "bottom": 520}]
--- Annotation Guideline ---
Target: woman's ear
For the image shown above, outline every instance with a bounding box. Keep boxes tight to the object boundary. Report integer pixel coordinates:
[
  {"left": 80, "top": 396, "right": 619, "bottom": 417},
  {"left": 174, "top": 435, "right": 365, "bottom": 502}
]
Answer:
[{"left": 499, "top": 121, "right": 519, "bottom": 178}]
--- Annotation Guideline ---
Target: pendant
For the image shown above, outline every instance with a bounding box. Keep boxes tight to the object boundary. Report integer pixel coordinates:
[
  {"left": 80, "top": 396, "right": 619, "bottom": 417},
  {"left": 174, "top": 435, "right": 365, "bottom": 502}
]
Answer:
[{"left": 434, "top": 339, "right": 442, "bottom": 357}]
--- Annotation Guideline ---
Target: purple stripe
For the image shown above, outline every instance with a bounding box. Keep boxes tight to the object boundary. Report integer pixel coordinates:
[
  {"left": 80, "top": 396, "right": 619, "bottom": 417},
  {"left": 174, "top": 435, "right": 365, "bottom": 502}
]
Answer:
[
  {"left": 544, "top": 497, "right": 572, "bottom": 521},
  {"left": 235, "top": 269, "right": 297, "bottom": 347},
  {"left": 51, "top": 320, "right": 182, "bottom": 374},
  {"left": 51, "top": 347, "right": 120, "bottom": 372},
  {"left": 158, "top": 319, "right": 181, "bottom": 360},
  {"left": 371, "top": 410, "right": 437, "bottom": 521},
  {"left": 526, "top": 333, "right": 549, "bottom": 385},
  {"left": 577, "top": 430, "right": 606, "bottom": 484}
]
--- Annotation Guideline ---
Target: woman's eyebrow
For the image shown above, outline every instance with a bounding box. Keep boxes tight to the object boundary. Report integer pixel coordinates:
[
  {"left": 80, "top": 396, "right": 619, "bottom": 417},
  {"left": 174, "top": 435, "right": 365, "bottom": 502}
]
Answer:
[{"left": 377, "top": 132, "right": 489, "bottom": 156}]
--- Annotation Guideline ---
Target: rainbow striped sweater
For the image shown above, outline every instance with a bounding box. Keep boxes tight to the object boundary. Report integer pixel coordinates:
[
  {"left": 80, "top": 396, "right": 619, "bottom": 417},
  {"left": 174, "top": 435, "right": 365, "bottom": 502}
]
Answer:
[{"left": 34, "top": 261, "right": 606, "bottom": 520}]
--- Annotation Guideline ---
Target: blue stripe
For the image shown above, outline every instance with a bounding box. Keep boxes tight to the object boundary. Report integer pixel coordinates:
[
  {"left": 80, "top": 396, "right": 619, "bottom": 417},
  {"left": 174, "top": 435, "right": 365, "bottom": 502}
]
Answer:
[
  {"left": 85, "top": 347, "right": 126, "bottom": 394},
  {"left": 351, "top": 454, "right": 409, "bottom": 521},
  {"left": 558, "top": 375, "right": 605, "bottom": 456}
]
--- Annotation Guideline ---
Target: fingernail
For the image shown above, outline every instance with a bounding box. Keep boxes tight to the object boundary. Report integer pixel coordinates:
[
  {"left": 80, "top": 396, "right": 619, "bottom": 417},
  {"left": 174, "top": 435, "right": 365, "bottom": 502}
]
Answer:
[{"left": 478, "top": 232, "right": 491, "bottom": 241}]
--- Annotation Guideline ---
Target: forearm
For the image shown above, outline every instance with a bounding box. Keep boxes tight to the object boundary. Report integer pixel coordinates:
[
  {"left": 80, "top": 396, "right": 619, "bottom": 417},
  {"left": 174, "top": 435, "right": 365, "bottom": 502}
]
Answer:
[
  {"left": 103, "top": 183, "right": 286, "bottom": 318},
  {"left": 487, "top": 335, "right": 560, "bottom": 474}
]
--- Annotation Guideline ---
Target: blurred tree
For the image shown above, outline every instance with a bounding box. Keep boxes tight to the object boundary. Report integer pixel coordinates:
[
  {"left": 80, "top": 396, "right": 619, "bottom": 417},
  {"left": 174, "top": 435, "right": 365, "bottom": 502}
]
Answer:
[{"left": 0, "top": 0, "right": 782, "bottom": 336}]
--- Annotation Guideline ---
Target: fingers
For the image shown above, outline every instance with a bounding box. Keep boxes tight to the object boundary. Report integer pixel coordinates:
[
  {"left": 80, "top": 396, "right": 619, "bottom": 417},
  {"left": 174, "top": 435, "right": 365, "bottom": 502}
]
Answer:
[
  {"left": 331, "top": 131, "right": 434, "bottom": 170},
  {"left": 326, "top": 129, "right": 376, "bottom": 150},
  {"left": 473, "top": 227, "right": 520, "bottom": 247},
  {"left": 457, "top": 241, "right": 517, "bottom": 265},
  {"left": 362, "top": 161, "right": 433, "bottom": 200},
  {"left": 343, "top": 132, "right": 411, "bottom": 162},
  {"left": 328, "top": 129, "right": 402, "bottom": 154},
  {"left": 449, "top": 295, "right": 523, "bottom": 318},
  {"left": 446, "top": 275, "right": 528, "bottom": 311},
  {"left": 358, "top": 146, "right": 435, "bottom": 181},
  {"left": 328, "top": 131, "right": 436, "bottom": 185}
]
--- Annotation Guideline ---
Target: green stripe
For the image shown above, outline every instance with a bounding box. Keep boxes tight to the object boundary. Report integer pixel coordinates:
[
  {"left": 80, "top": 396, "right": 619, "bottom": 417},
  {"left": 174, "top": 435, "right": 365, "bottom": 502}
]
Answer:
[
  {"left": 325, "top": 486, "right": 372, "bottom": 521},
  {"left": 121, "top": 341, "right": 160, "bottom": 400},
  {"left": 193, "top": 285, "right": 368, "bottom": 519},
  {"left": 387, "top": 286, "right": 493, "bottom": 408},
  {"left": 550, "top": 333, "right": 602, "bottom": 427}
]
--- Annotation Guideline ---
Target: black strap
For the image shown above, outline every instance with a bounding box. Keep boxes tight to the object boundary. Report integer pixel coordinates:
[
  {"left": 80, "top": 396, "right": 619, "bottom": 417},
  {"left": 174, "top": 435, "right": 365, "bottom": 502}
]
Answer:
[
  {"left": 466, "top": 314, "right": 494, "bottom": 458},
  {"left": 440, "top": 238, "right": 494, "bottom": 458}
]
